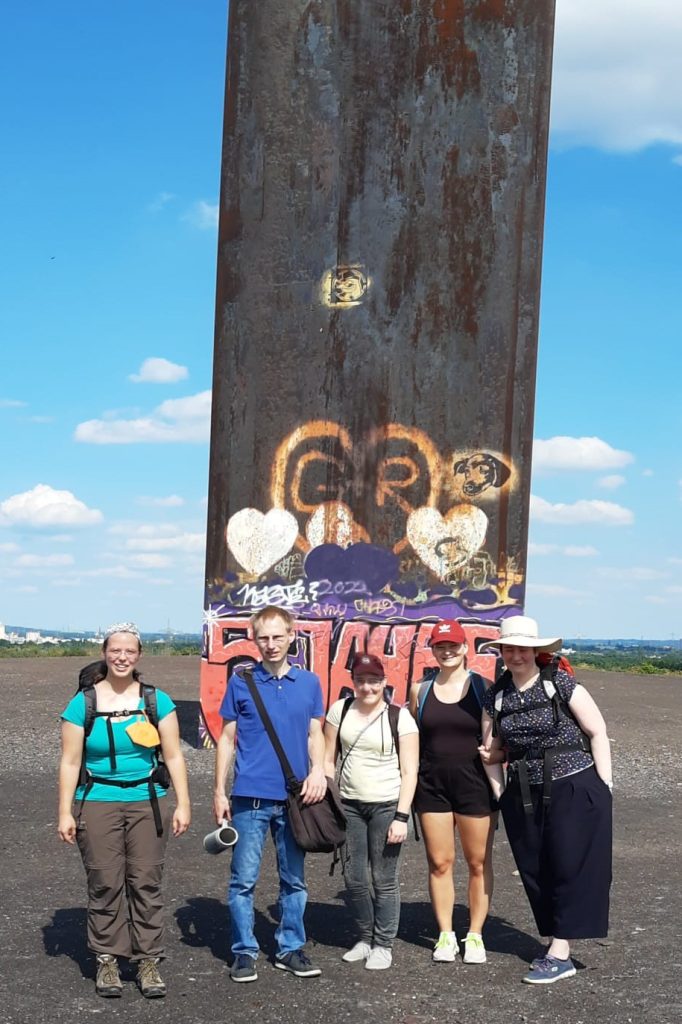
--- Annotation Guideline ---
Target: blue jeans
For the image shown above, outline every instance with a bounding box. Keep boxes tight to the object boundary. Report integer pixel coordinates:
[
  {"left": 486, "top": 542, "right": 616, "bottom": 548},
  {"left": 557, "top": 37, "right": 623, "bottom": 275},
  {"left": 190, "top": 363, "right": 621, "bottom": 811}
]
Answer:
[
  {"left": 228, "top": 797, "right": 307, "bottom": 959},
  {"left": 343, "top": 800, "right": 402, "bottom": 949}
]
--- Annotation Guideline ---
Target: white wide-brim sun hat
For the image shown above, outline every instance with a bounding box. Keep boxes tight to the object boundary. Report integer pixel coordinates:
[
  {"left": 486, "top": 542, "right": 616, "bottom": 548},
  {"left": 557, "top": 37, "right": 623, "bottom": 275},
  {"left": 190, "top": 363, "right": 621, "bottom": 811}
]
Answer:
[{"left": 479, "top": 615, "right": 562, "bottom": 653}]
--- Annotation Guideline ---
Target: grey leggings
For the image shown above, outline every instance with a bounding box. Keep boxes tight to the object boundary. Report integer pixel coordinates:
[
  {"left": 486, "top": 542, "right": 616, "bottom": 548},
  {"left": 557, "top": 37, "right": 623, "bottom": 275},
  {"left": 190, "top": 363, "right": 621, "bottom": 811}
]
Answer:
[{"left": 342, "top": 800, "right": 403, "bottom": 949}]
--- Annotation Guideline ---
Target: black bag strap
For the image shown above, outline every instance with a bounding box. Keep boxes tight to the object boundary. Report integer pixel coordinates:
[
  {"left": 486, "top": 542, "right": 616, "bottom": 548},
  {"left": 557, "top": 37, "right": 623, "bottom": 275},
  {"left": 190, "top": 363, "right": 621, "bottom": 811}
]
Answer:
[{"left": 242, "top": 669, "right": 301, "bottom": 793}]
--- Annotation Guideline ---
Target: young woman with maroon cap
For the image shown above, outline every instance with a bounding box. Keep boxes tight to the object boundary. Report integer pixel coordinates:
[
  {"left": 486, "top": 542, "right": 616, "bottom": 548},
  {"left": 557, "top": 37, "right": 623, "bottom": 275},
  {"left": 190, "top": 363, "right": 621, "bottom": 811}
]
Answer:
[
  {"left": 409, "top": 620, "right": 497, "bottom": 966},
  {"left": 324, "top": 653, "right": 419, "bottom": 970}
]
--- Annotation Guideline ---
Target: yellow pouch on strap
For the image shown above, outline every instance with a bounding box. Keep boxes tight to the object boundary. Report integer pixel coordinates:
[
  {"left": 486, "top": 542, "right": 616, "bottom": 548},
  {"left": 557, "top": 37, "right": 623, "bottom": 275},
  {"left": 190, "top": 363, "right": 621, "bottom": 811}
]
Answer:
[{"left": 125, "top": 721, "right": 160, "bottom": 748}]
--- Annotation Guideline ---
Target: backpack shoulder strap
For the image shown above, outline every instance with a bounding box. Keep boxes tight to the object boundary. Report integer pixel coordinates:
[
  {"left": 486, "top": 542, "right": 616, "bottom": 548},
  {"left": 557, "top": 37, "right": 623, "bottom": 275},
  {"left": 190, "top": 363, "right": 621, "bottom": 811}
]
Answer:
[
  {"left": 140, "top": 682, "right": 158, "bottom": 728},
  {"left": 334, "top": 696, "right": 354, "bottom": 761},
  {"left": 82, "top": 686, "right": 97, "bottom": 738},
  {"left": 416, "top": 672, "right": 436, "bottom": 724},
  {"left": 387, "top": 703, "right": 401, "bottom": 761},
  {"left": 468, "top": 671, "right": 487, "bottom": 708}
]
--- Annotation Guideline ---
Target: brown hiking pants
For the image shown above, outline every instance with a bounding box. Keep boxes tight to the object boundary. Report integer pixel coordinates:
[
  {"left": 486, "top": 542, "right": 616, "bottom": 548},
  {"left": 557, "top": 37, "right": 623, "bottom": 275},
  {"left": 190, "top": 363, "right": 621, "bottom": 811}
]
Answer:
[{"left": 76, "top": 799, "right": 171, "bottom": 960}]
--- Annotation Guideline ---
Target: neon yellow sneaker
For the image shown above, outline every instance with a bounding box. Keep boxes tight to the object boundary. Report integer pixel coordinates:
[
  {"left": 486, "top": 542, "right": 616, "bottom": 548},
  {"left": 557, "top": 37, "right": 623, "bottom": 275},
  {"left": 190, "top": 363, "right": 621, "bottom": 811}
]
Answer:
[
  {"left": 432, "top": 931, "right": 457, "bottom": 962},
  {"left": 463, "top": 932, "right": 486, "bottom": 964}
]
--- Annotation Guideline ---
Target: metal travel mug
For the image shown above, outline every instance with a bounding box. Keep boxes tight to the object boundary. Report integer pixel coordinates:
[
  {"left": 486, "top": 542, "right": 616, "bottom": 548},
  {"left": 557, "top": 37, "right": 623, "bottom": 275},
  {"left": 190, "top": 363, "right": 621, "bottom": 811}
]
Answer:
[{"left": 203, "top": 821, "right": 239, "bottom": 854}]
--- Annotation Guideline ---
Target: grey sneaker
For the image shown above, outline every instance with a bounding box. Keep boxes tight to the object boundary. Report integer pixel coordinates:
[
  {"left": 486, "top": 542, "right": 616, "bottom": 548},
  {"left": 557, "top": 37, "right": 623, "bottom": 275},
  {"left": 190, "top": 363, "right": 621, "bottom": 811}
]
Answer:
[
  {"left": 342, "top": 941, "right": 372, "bottom": 963},
  {"left": 95, "top": 954, "right": 122, "bottom": 998},
  {"left": 365, "top": 946, "right": 392, "bottom": 971},
  {"left": 275, "top": 950, "right": 321, "bottom": 977},
  {"left": 230, "top": 954, "right": 258, "bottom": 983},
  {"left": 136, "top": 957, "right": 166, "bottom": 998},
  {"left": 523, "top": 955, "right": 576, "bottom": 985}
]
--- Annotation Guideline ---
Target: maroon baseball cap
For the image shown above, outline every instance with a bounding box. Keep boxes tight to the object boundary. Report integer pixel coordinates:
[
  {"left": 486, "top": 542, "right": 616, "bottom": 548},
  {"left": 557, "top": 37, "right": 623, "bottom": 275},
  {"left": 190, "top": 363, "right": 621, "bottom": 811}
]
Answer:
[
  {"left": 429, "top": 620, "right": 466, "bottom": 646},
  {"left": 350, "top": 652, "right": 386, "bottom": 679}
]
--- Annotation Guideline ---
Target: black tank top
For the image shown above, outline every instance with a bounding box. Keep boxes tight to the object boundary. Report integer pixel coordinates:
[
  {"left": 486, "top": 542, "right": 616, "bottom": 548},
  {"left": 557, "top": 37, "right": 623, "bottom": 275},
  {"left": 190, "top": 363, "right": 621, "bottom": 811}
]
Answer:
[{"left": 420, "top": 681, "right": 481, "bottom": 762}]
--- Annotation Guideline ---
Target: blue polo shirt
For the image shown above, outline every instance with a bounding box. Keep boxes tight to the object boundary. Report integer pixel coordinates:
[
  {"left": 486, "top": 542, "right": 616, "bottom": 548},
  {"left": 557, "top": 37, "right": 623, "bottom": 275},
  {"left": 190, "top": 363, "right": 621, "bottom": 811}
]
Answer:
[{"left": 220, "top": 663, "right": 324, "bottom": 801}]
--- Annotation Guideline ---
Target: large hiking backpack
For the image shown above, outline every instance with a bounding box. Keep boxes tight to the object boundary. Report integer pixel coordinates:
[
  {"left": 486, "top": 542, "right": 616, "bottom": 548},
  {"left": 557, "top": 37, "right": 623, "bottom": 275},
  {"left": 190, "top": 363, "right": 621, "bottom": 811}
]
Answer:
[{"left": 76, "top": 663, "right": 170, "bottom": 835}]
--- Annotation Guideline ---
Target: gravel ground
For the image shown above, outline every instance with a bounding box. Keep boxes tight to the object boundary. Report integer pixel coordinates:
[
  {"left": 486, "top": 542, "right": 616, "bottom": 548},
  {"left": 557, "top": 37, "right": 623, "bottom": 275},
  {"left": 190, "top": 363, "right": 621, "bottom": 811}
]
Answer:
[{"left": 0, "top": 657, "right": 680, "bottom": 1024}]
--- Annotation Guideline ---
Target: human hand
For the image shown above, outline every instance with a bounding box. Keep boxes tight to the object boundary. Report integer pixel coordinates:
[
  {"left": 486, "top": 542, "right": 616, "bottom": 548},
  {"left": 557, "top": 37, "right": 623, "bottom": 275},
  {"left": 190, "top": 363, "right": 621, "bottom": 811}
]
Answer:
[
  {"left": 300, "top": 767, "right": 327, "bottom": 805},
  {"left": 387, "top": 819, "right": 408, "bottom": 844},
  {"left": 213, "top": 792, "right": 232, "bottom": 824},
  {"left": 58, "top": 812, "right": 77, "bottom": 845},
  {"left": 172, "top": 802, "right": 191, "bottom": 837}
]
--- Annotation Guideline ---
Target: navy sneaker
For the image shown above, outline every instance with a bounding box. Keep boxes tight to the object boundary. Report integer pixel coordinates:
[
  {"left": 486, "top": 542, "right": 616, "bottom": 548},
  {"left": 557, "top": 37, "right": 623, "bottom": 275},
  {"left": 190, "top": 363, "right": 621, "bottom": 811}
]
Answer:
[
  {"left": 275, "top": 950, "right": 321, "bottom": 978},
  {"left": 230, "top": 954, "right": 258, "bottom": 983},
  {"left": 523, "top": 954, "right": 576, "bottom": 984}
]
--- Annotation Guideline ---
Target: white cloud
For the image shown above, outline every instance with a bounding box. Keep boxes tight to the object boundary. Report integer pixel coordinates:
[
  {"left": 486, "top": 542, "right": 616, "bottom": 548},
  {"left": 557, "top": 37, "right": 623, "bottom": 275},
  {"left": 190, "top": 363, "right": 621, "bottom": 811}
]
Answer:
[
  {"left": 14, "top": 553, "right": 74, "bottom": 567},
  {"left": 597, "top": 475, "right": 626, "bottom": 490},
  {"left": 0, "top": 542, "right": 20, "bottom": 553},
  {"left": 644, "top": 595, "right": 667, "bottom": 605},
  {"left": 148, "top": 191, "right": 176, "bottom": 212},
  {"left": 129, "top": 357, "right": 189, "bottom": 384},
  {"left": 128, "top": 554, "right": 173, "bottom": 569},
  {"left": 0, "top": 399, "right": 27, "bottom": 408},
  {"left": 665, "top": 585, "right": 682, "bottom": 594},
  {"left": 74, "top": 389, "right": 211, "bottom": 444},
  {"left": 552, "top": 1, "right": 682, "bottom": 151},
  {"left": 533, "top": 436, "right": 634, "bottom": 472},
  {"left": 564, "top": 546, "right": 598, "bottom": 558},
  {"left": 126, "top": 532, "right": 205, "bottom": 553},
  {"left": 16, "top": 585, "right": 38, "bottom": 594},
  {"left": 531, "top": 495, "right": 633, "bottom": 526},
  {"left": 29, "top": 415, "right": 55, "bottom": 424},
  {"left": 598, "top": 567, "right": 668, "bottom": 582},
  {"left": 526, "top": 583, "right": 587, "bottom": 599},
  {"left": 0, "top": 484, "right": 102, "bottom": 527},
  {"left": 642, "top": 469, "right": 655, "bottom": 477},
  {"left": 183, "top": 200, "right": 219, "bottom": 230},
  {"left": 529, "top": 542, "right": 598, "bottom": 557},
  {"left": 136, "top": 495, "right": 185, "bottom": 508}
]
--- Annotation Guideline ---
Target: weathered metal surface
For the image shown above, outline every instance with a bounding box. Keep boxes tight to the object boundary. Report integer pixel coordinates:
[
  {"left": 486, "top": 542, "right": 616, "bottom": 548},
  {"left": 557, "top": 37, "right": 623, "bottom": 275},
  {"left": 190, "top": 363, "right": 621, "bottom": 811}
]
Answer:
[{"left": 202, "top": 0, "right": 556, "bottom": 740}]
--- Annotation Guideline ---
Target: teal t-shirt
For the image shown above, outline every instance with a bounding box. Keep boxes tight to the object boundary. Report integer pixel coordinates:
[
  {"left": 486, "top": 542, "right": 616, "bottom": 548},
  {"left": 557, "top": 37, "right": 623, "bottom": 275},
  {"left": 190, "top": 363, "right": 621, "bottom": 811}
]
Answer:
[{"left": 62, "top": 687, "right": 175, "bottom": 802}]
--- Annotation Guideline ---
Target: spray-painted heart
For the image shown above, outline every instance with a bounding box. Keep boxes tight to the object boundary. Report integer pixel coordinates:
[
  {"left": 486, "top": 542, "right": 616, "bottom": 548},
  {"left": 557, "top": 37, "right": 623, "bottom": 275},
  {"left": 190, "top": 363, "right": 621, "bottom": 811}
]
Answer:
[
  {"left": 305, "top": 502, "right": 369, "bottom": 549},
  {"left": 226, "top": 508, "right": 299, "bottom": 576},
  {"left": 406, "top": 504, "right": 488, "bottom": 581}
]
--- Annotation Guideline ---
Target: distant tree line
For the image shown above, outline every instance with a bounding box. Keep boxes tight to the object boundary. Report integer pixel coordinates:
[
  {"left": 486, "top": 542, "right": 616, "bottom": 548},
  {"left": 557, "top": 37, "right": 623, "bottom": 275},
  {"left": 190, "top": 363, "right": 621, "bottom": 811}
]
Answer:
[
  {"left": 0, "top": 639, "right": 202, "bottom": 658},
  {"left": 572, "top": 650, "right": 682, "bottom": 675}
]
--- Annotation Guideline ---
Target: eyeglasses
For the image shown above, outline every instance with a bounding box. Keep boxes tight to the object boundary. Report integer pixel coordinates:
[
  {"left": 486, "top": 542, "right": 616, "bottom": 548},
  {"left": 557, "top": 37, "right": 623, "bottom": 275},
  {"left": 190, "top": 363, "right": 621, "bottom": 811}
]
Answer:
[{"left": 353, "top": 678, "right": 384, "bottom": 689}]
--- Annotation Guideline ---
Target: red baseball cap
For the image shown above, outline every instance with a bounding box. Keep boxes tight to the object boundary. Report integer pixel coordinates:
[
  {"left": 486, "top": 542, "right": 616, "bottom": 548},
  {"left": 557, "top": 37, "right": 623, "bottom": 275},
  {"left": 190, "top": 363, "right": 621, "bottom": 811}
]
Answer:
[
  {"left": 429, "top": 620, "right": 466, "bottom": 646},
  {"left": 350, "top": 653, "right": 385, "bottom": 679}
]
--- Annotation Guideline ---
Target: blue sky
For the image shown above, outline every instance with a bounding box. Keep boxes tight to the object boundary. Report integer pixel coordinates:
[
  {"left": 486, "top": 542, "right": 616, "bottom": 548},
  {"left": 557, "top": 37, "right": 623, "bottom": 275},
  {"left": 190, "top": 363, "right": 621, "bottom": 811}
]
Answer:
[{"left": 1, "top": 1, "right": 680, "bottom": 639}]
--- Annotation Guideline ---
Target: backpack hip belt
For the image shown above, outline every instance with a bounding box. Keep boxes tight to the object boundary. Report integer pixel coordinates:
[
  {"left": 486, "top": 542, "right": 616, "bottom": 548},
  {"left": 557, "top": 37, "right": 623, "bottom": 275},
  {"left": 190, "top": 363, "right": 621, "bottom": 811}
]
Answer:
[{"left": 506, "top": 738, "right": 591, "bottom": 816}]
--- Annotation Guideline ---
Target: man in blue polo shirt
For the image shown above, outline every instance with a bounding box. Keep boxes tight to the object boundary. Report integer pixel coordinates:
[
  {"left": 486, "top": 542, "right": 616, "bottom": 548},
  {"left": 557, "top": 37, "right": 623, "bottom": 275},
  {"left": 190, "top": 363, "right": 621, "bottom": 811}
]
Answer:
[{"left": 213, "top": 605, "right": 327, "bottom": 983}]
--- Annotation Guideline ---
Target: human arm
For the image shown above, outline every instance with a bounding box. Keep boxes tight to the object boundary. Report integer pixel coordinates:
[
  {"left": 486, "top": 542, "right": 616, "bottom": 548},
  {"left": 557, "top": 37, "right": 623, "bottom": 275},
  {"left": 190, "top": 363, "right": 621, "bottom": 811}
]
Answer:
[
  {"left": 57, "top": 721, "right": 85, "bottom": 844},
  {"left": 323, "top": 720, "right": 339, "bottom": 778},
  {"left": 480, "top": 711, "right": 506, "bottom": 800},
  {"left": 213, "top": 719, "right": 237, "bottom": 823},
  {"left": 158, "top": 710, "right": 191, "bottom": 837},
  {"left": 387, "top": 729, "right": 419, "bottom": 844},
  {"left": 300, "top": 717, "right": 327, "bottom": 804},
  {"left": 408, "top": 682, "right": 421, "bottom": 721},
  {"left": 568, "top": 684, "right": 612, "bottom": 788}
]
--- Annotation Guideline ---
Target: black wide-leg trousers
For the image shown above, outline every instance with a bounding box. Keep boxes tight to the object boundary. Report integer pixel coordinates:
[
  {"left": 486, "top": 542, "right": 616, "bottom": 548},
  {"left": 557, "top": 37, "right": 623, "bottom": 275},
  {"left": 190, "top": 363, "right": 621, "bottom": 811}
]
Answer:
[{"left": 500, "top": 765, "right": 612, "bottom": 940}]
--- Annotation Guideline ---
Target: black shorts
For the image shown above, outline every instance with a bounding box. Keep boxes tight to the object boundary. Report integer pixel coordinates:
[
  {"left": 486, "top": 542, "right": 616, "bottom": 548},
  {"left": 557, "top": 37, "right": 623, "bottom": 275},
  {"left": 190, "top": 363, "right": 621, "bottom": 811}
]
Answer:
[{"left": 414, "top": 757, "right": 497, "bottom": 816}]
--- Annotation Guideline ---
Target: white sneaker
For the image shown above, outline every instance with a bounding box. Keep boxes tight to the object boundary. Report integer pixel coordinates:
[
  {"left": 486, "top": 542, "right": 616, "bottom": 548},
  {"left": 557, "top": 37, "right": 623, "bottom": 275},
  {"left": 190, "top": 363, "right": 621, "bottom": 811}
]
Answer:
[
  {"left": 365, "top": 947, "right": 392, "bottom": 971},
  {"left": 432, "top": 931, "right": 457, "bottom": 962},
  {"left": 342, "top": 941, "right": 372, "bottom": 963},
  {"left": 462, "top": 932, "right": 487, "bottom": 964}
]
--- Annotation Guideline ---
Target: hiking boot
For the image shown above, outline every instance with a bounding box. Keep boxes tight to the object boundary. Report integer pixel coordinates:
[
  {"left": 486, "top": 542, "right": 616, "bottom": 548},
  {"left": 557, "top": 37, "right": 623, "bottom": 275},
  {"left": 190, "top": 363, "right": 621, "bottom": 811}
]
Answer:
[
  {"left": 136, "top": 957, "right": 166, "bottom": 998},
  {"left": 462, "top": 932, "right": 487, "bottom": 964},
  {"left": 522, "top": 954, "right": 576, "bottom": 985},
  {"left": 365, "top": 947, "right": 392, "bottom": 971},
  {"left": 230, "top": 954, "right": 258, "bottom": 983},
  {"left": 275, "top": 950, "right": 321, "bottom": 977},
  {"left": 432, "top": 931, "right": 457, "bottom": 962},
  {"left": 95, "top": 954, "right": 122, "bottom": 998},
  {"left": 342, "top": 941, "right": 372, "bottom": 963}
]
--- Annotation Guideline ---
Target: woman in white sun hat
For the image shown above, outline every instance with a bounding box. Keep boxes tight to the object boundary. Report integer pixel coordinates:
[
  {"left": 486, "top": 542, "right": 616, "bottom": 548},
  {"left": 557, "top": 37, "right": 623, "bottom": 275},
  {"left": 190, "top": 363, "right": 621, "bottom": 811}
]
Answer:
[{"left": 479, "top": 615, "right": 612, "bottom": 986}]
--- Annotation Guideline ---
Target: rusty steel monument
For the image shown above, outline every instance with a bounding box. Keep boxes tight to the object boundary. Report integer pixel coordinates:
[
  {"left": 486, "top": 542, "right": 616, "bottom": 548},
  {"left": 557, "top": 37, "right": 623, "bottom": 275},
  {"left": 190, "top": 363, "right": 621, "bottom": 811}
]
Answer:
[{"left": 200, "top": 0, "right": 557, "bottom": 744}]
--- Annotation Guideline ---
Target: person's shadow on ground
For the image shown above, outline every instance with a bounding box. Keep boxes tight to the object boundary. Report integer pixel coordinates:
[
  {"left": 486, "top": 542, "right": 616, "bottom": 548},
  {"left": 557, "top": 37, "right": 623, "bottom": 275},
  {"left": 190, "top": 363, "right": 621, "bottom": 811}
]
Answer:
[
  {"left": 42, "top": 908, "right": 89, "bottom": 974},
  {"left": 175, "top": 897, "right": 283, "bottom": 962}
]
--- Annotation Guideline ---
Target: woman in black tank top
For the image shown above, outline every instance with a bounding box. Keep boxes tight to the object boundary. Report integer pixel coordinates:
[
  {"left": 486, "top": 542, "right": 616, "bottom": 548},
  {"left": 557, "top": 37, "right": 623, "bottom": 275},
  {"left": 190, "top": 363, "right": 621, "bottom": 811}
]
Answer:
[{"left": 409, "top": 620, "right": 497, "bottom": 966}]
